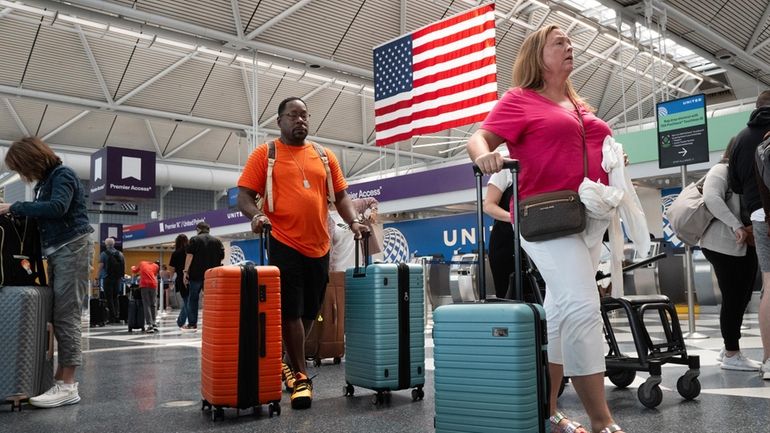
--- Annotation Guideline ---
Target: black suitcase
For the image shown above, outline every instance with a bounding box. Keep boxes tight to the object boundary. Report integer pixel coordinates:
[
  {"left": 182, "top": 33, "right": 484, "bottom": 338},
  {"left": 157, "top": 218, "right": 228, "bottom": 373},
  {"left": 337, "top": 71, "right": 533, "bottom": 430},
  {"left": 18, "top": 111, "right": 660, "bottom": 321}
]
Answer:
[
  {"left": 127, "top": 298, "right": 144, "bottom": 332},
  {"left": 89, "top": 298, "right": 108, "bottom": 327},
  {"left": 118, "top": 294, "right": 129, "bottom": 322}
]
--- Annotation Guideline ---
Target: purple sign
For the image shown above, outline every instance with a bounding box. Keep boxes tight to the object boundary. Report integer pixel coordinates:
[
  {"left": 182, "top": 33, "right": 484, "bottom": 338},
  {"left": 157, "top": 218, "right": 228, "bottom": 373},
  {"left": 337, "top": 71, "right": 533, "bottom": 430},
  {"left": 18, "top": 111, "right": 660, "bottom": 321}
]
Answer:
[
  {"left": 90, "top": 147, "right": 156, "bottom": 200},
  {"left": 124, "top": 208, "right": 249, "bottom": 241},
  {"left": 99, "top": 223, "right": 124, "bottom": 250},
  {"left": 346, "top": 163, "right": 483, "bottom": 202}
]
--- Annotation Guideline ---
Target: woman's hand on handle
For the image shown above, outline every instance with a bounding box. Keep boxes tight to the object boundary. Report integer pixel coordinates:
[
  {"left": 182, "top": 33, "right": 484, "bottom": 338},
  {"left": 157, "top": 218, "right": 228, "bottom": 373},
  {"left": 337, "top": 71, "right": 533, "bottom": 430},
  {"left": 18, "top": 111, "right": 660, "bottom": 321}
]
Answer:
[
  {"left": 474, "top": 152, "right": 504, "bottom": 175},
  {"left": 466, "top": 128, "right": 506, "bottom": 175}
]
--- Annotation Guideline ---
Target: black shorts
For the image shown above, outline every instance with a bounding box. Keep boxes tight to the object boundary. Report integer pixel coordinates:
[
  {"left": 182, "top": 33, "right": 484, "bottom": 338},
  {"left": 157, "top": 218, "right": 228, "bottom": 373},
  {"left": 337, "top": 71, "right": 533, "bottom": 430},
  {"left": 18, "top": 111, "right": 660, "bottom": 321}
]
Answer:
[{"left": 269, "top": 235, "right": 329, "bottom": 321}]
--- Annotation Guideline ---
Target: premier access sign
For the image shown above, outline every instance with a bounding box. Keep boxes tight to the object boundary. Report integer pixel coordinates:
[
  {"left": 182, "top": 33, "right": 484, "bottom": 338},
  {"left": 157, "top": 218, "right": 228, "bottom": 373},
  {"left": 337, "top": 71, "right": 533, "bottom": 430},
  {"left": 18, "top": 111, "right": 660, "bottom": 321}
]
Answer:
[
  {"left": 656, "top": 94, "right": 709, "bottom": 169},
  {"left": 90, "top": 147, "right": 156, "bottom": 200}
]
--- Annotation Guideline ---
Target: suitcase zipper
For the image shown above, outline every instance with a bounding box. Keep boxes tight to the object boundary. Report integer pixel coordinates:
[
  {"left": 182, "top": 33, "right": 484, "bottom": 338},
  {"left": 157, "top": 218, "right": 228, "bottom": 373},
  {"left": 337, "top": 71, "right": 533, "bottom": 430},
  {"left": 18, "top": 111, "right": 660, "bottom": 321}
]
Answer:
[{"left": 522, "top": 196, "right": 575, "bottom": 217}]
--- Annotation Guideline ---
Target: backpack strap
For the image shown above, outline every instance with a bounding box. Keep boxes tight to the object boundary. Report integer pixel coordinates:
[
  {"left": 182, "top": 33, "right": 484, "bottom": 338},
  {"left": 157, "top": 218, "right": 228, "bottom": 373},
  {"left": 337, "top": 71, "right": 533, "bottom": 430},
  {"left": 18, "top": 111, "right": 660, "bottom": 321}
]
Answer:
[
  {"left": 265, "top": 140, "right": 335, "bottom": 213},
  {"left": 266, "top": 140, "right": 277, "bottom": 213},
  {"left": 311, "top": 142, "right": 336, "bottom": 205}
]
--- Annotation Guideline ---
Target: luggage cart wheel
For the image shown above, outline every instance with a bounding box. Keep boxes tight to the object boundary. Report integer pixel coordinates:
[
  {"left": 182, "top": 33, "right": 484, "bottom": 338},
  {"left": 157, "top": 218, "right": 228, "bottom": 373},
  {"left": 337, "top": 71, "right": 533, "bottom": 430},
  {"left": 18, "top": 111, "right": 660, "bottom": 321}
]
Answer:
[
  {"left": 676, "top": 375, "right": 701, "bottom": 400},
  {"left": 313, "top": 358, "right": 321, "bottom": 367},
  {"left": 637, "top": 381, "right": 663, "bottom": 408},
  {"left": 344, "top": 384, "right": 355, "bottom": 396},
  {"left": 608, "top": 369, "right": 636, "bottom": 389},
  {"left": 333, "top": 357, "right": 341, "bottom": 365}
]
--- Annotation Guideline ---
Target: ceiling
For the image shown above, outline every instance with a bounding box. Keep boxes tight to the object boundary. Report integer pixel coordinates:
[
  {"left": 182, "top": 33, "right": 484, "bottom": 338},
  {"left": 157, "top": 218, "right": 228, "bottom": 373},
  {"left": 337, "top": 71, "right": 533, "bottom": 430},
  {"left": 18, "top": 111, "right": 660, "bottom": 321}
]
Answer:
[{"left": 0, "top": 0, "right": 768, "bottom": 185}]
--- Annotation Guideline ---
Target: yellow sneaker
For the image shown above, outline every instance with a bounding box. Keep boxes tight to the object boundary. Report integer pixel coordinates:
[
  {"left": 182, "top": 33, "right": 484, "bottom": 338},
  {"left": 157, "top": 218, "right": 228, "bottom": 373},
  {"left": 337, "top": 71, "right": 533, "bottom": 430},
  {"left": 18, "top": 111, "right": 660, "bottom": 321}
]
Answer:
[
  {"left": 290, "top": 372, "right": 312, "bottom": 409},
  {"left": 281, "top": 362, "right": 295, "bottom": 392}
]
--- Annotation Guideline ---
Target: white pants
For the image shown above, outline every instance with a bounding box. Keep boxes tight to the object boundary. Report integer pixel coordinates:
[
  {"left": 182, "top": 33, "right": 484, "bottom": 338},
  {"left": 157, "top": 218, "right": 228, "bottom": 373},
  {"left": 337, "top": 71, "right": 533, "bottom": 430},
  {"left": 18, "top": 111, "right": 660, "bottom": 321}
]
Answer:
[{"left": 521, "top": 230, "right": 606, "bottom": 377}]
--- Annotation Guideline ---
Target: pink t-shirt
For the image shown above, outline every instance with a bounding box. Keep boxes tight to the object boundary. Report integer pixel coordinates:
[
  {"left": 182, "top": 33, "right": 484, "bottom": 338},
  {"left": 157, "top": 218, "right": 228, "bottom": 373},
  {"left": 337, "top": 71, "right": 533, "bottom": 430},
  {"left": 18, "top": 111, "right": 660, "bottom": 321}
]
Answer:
[{"left": 481, "top": 87, "right": 611, "bottom": 201}]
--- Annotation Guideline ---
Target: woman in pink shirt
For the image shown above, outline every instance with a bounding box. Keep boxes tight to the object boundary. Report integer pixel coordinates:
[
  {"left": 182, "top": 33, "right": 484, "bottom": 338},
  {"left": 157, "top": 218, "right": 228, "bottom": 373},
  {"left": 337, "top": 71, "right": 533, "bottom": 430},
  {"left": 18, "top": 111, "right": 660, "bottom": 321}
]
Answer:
[{"left": 467, "top": 25, "right": 622, "bottom": 433}]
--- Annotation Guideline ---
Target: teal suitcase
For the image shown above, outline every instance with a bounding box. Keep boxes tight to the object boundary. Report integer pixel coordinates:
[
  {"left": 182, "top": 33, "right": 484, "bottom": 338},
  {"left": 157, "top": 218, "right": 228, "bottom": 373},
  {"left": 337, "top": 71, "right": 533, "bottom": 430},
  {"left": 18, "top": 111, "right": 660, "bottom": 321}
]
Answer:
[
  {"left": 344, "top": 247, "right": 425, "bottom": 404},
  {"left": 433, "top": 160, "right": 549, "bottom": 432},
  {"left": 433, "top": 302, "right": 548, "bottom": 432}
]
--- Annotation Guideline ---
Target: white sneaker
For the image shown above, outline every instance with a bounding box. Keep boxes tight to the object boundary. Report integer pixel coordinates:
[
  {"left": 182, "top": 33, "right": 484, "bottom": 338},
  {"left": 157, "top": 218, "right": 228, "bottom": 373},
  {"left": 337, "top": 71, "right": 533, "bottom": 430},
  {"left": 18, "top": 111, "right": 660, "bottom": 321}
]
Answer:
[
  {"left": 717, "top": 347, "right": 725, "bottom": 362},
  {"left": 762, "top": 359, "right": 770, "bottom": 380},
  {"left": 29, "top": 382, "right": 80, "bottom": 408},
  {"left": 721, "top": 352, "right": 762, "bottom": 371}
]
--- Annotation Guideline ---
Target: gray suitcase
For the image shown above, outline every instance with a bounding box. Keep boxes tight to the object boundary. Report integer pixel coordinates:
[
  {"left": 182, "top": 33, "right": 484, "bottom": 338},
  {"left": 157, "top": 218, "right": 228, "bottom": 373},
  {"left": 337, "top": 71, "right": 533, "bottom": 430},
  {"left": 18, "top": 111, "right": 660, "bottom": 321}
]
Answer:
[{"left": 0, "top": 286, "right": 55, "bottom": 411}]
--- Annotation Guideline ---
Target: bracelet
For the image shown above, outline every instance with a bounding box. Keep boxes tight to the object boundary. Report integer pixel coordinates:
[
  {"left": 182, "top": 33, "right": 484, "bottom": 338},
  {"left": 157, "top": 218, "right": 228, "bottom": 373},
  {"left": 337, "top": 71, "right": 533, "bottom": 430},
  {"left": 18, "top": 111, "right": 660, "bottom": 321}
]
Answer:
[
  {"left": 252, "top": 214, "right": 263, "bottom": 222},
  {"left": 349, "top": 217, "right": 363, "bottom": 226}
]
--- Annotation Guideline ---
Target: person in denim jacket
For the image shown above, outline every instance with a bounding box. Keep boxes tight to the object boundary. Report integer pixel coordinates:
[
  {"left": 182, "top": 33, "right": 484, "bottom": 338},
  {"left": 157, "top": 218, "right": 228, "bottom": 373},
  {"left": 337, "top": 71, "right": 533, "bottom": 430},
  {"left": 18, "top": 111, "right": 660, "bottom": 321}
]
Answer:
[{"left": 0, "top": 136, "right": 94, "bottom": 409}]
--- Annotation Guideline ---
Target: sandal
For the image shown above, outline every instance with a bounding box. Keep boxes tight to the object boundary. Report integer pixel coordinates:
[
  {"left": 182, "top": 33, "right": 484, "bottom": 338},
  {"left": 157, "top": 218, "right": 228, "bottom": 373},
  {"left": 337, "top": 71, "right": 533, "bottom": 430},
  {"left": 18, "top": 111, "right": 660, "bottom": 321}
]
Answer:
[
  {"left": 599, "top": 424, "right": 623, "bottom": 433},
  {"left": 550, "top": 411, "right": 589, "bottom": 433}
]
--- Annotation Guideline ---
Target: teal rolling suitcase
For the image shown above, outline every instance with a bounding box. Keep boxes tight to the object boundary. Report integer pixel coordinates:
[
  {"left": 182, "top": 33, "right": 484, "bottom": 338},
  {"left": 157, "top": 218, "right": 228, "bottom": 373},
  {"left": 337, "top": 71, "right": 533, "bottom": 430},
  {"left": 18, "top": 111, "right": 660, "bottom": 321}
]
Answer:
[
  {"left": 433, "top": 161, "right": 549, "bottom": 433},
  {"left": 344, "top": 238, "right": 425, "bottom": 404}
]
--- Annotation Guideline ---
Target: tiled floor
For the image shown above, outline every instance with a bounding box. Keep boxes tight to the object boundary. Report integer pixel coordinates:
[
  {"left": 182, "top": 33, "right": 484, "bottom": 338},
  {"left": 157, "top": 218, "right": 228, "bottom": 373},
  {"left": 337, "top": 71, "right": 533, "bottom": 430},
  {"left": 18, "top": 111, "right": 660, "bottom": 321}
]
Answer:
[{"left": 2, "top": 308, "right": 769, "bottom": 433}]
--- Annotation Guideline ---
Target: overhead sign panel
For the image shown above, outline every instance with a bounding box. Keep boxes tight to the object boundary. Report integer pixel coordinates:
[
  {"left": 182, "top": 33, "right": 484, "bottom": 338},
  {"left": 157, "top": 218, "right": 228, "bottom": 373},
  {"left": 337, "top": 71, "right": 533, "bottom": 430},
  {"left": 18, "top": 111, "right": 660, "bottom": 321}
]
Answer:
[
  {"left": 90, "top": 147, "right": 156, "bottom": 200},
  {"left": 656, "top": 94, "right": 709, "bottom": 168}
]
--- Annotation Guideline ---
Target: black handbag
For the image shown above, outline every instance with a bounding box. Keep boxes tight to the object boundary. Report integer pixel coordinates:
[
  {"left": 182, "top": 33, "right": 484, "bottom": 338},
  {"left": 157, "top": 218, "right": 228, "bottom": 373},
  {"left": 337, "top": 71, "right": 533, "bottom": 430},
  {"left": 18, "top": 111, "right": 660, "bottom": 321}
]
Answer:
[{"left": 519, "top": 108, "right": 587, "bottom": 242}]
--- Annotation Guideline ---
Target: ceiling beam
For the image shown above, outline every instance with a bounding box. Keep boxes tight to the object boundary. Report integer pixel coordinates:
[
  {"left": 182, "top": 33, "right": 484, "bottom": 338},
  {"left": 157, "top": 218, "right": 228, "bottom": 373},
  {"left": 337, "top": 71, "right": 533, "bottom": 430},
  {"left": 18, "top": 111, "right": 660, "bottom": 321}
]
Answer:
[
  {"left": 164, "top": 128, "right": 211, "bottom": 158},
  {"left": 0, "top": 85, "right": 440, "bottom": 162},
  {"left": 746, "top": 1, "right": 770, "bottom": 54},
  {"left": 592, "top": 0, "right": 765, "bottom": 87},
  {"left": 42, "top": 110, "right": 90, "bottom": 141},
  {"left": 48, "top": 0, "right": 372, "bottom": 80},
  {"left": 114, "top": 52, "right": 197, "bottom": 106},
  {"left": 2, "top": 98, "right": 30, "bottom": 136},
  {"left": 244, "top": 0, "right": 313, "bottom": 40},
  {"left": 230, "top": 0, "right": 244, "bottom": 39},
  {"left": 75, "top": 25, "right": 113, "bottom": 104},
  {"left": 144, "top": 119, "right": 163, "bottom": 156}
]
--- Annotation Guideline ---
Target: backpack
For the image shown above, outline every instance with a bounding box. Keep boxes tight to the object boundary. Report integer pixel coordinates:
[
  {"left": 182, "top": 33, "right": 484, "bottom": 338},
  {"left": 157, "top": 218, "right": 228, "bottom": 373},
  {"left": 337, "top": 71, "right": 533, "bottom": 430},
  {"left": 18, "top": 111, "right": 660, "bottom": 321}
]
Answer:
[
  {"left": 0, "top": 214, "right": 46, "bottom": 287},
  {"left": 756, "top": 136, "right": 770, "bottom": 189},
  {"left": 264, "top": 140, "right": 335, "bottom": 212},
  {"left": 665, "top": 175, "right": 713, "bottom": 246},
  {"left": 105, "top": 249, "right": 125, "bottom": 279}
]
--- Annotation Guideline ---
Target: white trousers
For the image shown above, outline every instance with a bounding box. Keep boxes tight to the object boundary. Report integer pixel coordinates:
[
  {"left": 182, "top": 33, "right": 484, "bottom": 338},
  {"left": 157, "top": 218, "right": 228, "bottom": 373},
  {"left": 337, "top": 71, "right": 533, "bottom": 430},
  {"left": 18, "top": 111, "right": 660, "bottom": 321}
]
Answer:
[{"left": 521, "top": 229, "right": 606, "bottom": 377}]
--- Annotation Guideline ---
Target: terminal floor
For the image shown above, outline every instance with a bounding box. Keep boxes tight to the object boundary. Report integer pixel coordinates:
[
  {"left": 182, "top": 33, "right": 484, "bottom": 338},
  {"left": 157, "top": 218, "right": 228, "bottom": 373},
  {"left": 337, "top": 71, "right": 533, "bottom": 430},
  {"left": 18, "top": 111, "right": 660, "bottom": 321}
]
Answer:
[{"left": 2, "top": 311, "right": 770, "bottom": 433}]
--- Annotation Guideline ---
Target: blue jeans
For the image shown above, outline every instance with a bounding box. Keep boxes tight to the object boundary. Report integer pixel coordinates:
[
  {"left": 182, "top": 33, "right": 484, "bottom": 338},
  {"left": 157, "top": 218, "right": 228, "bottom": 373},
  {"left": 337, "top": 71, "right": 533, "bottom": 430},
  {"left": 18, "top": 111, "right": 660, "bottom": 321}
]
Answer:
[
  {"left": 187, "top": 280, "right": 203, "bottom": 327},
  {"left": 176, "top": 293, "right": 189, "bottom": 327}
]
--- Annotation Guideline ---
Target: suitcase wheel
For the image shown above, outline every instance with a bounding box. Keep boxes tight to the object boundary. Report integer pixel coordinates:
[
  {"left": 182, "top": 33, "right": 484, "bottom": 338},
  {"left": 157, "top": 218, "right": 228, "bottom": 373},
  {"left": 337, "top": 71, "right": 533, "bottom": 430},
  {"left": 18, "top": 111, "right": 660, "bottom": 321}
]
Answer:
[
  {"left": 333, "top": 357, "right": 341, "bottom": 365},
  {"left": 372, "top": 391, "right": 390, "bottom": 406},
  {"left": 201, "top": 399, "right": 211, "bottom": 411},
  {"left": 211, "top": 406, "right": 225, "bottom": 421},
  {"left": 313, "top": 358, "right": 321, "bottom": 367},
  {"left": 411, "top": 387, "right": 424, "bottom": 401},
  {"left": 343, "top": 383, "right": 355, "bottom": 397},
  {"left": 268, "top": 402, "right": 281, "bottom": 417}
]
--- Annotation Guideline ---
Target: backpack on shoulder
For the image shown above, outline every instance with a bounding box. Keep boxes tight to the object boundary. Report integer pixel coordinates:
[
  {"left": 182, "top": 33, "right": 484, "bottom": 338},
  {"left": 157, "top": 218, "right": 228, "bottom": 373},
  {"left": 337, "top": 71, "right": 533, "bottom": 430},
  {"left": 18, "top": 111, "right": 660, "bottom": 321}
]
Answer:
[
  {"left": 264, "top": 140, "right": 335, "bottom": 212},
  {"left": 105, "top": 250, "right": 125, "bottom": 279},
  {"left": 756, "top": 135, "right": 770, "bottom": 189}
]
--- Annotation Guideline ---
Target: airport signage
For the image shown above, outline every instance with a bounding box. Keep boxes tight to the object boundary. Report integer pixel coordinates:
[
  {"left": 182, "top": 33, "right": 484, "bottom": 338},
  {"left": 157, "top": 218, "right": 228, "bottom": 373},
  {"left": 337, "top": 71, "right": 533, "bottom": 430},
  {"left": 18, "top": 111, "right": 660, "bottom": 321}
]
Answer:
[
  {"left": 657, "top": 94, "right": 709, "bottom": 168},
  {"left": 347, "top": 163, "right": 480, "bottom": 202},
  {"left": 123, "top": 208, "right": 248, "bottom": 241},
  {"left": 90, "top": 147, "right": 156, "bottom": 200}
]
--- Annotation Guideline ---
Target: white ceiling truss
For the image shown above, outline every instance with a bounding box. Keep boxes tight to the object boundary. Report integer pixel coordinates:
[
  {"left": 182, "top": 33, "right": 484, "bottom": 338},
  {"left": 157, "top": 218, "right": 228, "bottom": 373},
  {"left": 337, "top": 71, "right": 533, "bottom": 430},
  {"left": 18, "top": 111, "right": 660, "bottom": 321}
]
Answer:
[{"left": 0, "top": 0, "right": 768, "bottom": 183}]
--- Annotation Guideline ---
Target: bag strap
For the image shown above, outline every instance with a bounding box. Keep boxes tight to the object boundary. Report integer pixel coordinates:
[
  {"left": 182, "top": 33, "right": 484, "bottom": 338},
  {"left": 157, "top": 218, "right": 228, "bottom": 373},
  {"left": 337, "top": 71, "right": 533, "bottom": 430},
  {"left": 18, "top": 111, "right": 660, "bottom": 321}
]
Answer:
[
  {"left": 266, "top": 140, "right": 334, "bottom": 212},
  {"left": 575, "top": 106, "right": 587, "bottom": 178}
]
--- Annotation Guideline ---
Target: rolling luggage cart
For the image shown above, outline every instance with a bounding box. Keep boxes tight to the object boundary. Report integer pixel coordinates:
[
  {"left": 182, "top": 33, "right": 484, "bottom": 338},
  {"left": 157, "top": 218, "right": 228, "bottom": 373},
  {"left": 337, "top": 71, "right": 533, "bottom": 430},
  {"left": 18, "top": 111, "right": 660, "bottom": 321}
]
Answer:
[{"left": 597, "top": 253, "right": 701, "bottom": 408}]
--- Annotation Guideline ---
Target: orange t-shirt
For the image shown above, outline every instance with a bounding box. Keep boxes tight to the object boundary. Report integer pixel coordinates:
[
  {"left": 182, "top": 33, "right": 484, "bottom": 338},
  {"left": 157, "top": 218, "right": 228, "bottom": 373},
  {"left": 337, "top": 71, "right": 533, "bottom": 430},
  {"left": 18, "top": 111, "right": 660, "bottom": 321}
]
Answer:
[
  {"left": 138, "top": 261, "right": 159, "bottom": 289},
  {"left": 238, "top": 139, "right": 348, "bottom": 258}
]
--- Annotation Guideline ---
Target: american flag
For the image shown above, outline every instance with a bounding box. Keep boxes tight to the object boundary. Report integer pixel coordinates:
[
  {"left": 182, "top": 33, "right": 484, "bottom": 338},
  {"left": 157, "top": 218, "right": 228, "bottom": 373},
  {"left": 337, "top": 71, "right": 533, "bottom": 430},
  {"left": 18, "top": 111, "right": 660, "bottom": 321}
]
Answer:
[{"left": 373, "top": 3, "right": 497, "bottom": 147}]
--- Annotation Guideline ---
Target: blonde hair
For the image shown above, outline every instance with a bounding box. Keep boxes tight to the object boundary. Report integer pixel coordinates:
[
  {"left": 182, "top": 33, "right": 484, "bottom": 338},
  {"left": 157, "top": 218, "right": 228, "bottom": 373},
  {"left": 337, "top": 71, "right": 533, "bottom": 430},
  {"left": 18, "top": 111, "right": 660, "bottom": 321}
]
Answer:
[{"left": 512, "top": 25, "right": 594, "bottom": 111}]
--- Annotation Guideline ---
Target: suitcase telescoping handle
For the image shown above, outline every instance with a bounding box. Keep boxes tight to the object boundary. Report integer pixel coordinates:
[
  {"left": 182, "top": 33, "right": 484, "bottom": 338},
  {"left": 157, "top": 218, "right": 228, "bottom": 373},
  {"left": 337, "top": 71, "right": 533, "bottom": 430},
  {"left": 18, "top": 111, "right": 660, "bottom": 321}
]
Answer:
[
  {"left": 260, "top": 223, "right": 271, "bottom": 266},
  {"left": 353, "top": 231, "right": 371, "bottom": 277},
  {"left": 472, "top": 159, "right": 520, "bottom": 301}
]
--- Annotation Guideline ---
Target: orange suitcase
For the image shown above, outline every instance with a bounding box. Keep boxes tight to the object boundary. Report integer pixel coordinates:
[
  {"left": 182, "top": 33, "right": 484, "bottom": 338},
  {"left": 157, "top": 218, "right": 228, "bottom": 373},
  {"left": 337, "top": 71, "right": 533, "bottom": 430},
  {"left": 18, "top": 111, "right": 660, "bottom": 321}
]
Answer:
[{"left": 201, "top": 262, "right": 282, "bottom": 419}]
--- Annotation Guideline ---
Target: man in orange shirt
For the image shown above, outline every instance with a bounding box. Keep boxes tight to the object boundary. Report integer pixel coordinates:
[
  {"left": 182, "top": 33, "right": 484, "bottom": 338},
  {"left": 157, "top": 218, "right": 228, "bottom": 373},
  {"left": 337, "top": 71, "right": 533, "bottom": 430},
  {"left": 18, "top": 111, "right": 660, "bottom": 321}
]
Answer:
[
  {"left": 237, "top": 97, "right": 366, "bottom": 410},
  {"left": 137, "top": 260, "right": 160, "bottom": 334}
]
